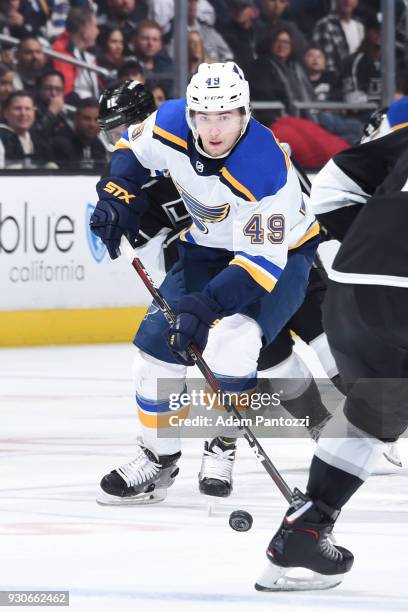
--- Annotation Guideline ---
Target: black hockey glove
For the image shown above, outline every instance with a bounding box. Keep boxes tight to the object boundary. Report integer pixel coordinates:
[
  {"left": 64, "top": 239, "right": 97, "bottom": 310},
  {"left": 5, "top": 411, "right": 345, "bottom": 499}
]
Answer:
[
  {"left": 168, "top": 293, "right": 222, "bottom": 366},
  {"left": 90, "top": 176, "right": 149, "bottom": 259}
]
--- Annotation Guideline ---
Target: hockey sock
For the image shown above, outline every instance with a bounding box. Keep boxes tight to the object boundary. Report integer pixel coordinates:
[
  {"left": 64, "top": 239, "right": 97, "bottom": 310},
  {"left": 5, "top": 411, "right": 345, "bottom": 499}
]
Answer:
[
  {"left": 307, "top": 455, "right": 364, "bottom": 509},
  {"left": 307, "top": 410, "right": 386, "bottom": 509}
]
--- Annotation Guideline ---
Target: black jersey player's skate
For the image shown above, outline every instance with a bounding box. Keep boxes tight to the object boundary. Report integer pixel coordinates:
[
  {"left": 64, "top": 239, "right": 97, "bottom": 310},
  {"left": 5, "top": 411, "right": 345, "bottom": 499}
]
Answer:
[
  {"left": 198, "top": 437, "right": 237, "bottom": 497},
  {"left": 97, "top": 442, "right": 181, "bottom": 505},
  {"left": 255, "top": 489, "right": 354, "bottom": 591}
]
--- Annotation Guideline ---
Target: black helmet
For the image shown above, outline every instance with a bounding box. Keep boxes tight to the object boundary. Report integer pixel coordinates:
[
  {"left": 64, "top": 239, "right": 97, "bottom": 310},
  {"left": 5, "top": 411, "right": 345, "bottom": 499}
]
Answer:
[
  {"left": 98, "top": 80, "right": 155, "bottom": 133},
  {"left": 362, "top": 106, "right": 387, "bottom": 142}
]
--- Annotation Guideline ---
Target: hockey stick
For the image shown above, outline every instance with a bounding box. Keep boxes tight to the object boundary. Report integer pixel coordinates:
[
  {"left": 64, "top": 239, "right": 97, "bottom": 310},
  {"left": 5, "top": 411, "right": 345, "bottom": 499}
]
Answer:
[
  {"left": 121, "top": 239, "right": 293, "bottom": 503},
  {"left": 292, "top": 159, "right": 312, "bottom": 196}
]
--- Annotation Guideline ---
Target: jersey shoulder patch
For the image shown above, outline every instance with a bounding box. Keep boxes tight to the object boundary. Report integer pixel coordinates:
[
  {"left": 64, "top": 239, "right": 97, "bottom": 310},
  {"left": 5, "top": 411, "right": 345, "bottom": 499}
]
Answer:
[
  {"left": 221, "top": 118, "right": 290, "bottom": 202},
  {"left": 153, "top": 99, "right": 189, "bottom": 154}
]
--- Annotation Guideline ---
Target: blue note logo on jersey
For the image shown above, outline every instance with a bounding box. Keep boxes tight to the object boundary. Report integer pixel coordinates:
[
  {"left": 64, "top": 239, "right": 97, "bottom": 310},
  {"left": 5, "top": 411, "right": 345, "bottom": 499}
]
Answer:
[
  {"left": 175, "top": 182, "right": 230, "bottom": 234},
  {"left": 86, "top": 204, "right": 107, "bottom": 262},
  {"left": 143, "top": 303, "right": 160, "bottom": 320}
]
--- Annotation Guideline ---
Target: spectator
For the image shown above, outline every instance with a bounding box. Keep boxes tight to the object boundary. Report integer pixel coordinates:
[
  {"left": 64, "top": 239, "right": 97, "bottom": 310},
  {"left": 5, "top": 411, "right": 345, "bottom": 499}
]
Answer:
[
  {"left": 185, "top": 0, "right": 232, "bottom": 62},
  {"left": 250, "top": 24, "right": 316, "bottom": 124},
  {"left": 98, "top": 0, "right": 147, "bottom": 50},
  {"left": 0, "top": 62, "right": 15, "bottom": 117},
  {"left": 97, "top": 26, "right": 125, "bottom": 79},
  {"left": 149, "top": 0, "right": 216, "bottom": 42},
  {"left": 395, "top": 73, "right": 408, "bottom": 101},
  {"left": 117, "top": 58, "right": 145, "bottom": 83},
  {"left": 284, "top": 0, "right": 332, "bottom": 38},
  {"left": 29, "top": 0, "right": 93, "bottom": 41},
  {"left": 303, "top": 45, "right": 341, "bottom": 101},
  {"left": 15, "top": 35, "right": 48, "bottom": 94},
  {"left": 258, "top": 0, "right": 308, "bottom": 54},
  {"left": 304, "top": 45, "right": 364, "bottom": 143},
  {"left": 251, "top": 24, "right": 362, "bottom": 143},
  {"left": 207, "top": 0, "right": 234, "bottom": 31},
  {"left": 1, "top": 0, "right": 90, "bottom": 39},
  {"left": 34, "top": 70, "right": 70, "bottom": 138},
  {"left": 0, "top": 90, "right": 51, "bottom": 166},
  {"left": 219, "top": 0, "right": 263, "bottom": 74},
  {"left": 342, "top": 13, "right": 381, "bottom": 106},
  {"left": 146, "top": 80, "right": 167, "bottom": 107},
  {"left": 0, "top": 0, "right": 30, "bottom": 38},
  {"left": 313, "top": 0, "right": 365, "bottom": 74},
  {"left": 187, "top": 30, "right": 209, "bottom": 78},
  {"left": 52, "top": 7, "right": 99, "bottom": 102},
  {"left": 52, "top": 97, "right": 107, "bottom": 171},
  {"left": 131, "top": 19, "right": 174, "bottom": 96},
  {"left": 0, "top": 41, "right": 15, "bottom": 68}
]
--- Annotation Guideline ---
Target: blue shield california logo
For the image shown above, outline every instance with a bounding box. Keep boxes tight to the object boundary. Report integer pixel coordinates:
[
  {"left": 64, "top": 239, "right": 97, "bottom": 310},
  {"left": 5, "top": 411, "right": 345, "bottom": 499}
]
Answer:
[{"left": 86, "top": 203, "right": 107, "bottom": 262}]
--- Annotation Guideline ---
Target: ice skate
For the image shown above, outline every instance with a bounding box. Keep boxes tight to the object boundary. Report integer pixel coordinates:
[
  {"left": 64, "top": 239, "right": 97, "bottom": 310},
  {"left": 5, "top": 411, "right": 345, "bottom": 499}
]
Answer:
[
  {"left": 255, "top": 489, "right": 354, "bottom": 591},
  {"left": 198, "top": 437, "right": 236, "bottom": 497},
  {"left": 97, "top": 442, "right": 181, "bottom": 506}
]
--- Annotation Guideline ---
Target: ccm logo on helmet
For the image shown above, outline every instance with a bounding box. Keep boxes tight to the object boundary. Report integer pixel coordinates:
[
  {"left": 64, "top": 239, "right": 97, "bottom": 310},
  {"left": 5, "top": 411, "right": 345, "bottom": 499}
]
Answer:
[{"left": 103, "top": 181, "right": 136, "bottom": 204}]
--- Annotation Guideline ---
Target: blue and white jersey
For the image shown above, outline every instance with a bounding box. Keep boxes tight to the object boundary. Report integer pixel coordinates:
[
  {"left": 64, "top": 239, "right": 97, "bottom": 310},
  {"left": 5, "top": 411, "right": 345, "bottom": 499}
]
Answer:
[{"left": 114, "top": 99, "right": 318, "bottom": 293}]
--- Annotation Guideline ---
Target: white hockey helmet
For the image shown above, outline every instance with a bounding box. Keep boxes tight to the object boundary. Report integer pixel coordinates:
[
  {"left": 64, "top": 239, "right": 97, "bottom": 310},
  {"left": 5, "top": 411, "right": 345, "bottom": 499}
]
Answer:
[{"left": 186, "top": 62, "right": 251, "bottom": 140}]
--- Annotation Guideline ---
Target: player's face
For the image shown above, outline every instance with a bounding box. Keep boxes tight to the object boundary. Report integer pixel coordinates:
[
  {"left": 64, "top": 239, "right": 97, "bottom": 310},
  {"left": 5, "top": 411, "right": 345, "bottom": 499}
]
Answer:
[
  {"left": 194, "top": 110, "right": 244, "bottom": 157},
  {"left": 105, "top": 123, "right": 129, "bottom": 145}
]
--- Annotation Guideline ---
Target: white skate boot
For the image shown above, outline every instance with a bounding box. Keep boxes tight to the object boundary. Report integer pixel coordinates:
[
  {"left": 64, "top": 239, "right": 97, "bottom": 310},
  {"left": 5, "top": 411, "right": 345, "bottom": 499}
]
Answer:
[{"left": 198, "top": 437, "right": 236, "bottom": 497}]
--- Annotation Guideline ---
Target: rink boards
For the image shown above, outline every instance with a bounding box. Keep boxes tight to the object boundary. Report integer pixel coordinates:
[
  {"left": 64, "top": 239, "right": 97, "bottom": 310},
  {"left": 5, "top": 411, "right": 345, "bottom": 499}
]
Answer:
[{"left": 0, "top": 175, "right": 164, "bottom": 346}]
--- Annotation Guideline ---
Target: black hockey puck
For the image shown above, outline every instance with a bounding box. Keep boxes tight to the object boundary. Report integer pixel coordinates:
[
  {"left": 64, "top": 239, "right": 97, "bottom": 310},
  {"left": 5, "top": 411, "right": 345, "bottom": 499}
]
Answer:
[{"left": 229, "top": 510, "right": 253, "bottom": 532}]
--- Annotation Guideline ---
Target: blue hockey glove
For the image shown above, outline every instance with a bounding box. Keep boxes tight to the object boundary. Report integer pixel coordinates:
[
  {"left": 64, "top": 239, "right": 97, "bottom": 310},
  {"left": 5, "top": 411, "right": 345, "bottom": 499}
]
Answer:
[
  {"left": 168, "top": 293, "right": 222, "bottom": 365},
  {"left": 90, "top": 176, "right": 148, "bottom": 259}
]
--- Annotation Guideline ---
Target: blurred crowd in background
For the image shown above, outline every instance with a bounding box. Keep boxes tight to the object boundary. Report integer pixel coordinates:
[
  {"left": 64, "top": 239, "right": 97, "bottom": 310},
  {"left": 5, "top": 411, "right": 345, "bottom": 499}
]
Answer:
[{"left": 0, "top": 0, "right": 407, "bottom": 170}]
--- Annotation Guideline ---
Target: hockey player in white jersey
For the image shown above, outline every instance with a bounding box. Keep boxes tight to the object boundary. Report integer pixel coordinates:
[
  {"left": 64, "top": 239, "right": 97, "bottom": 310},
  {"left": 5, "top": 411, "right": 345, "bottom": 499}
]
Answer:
[{"left": 90, "top": 62, "right": 320, "bottom": 505}]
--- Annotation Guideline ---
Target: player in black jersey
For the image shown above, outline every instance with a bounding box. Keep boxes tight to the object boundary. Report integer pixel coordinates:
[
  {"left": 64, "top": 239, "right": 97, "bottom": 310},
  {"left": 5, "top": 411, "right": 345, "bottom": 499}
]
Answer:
[
  {"left": 256, "top": 125, "right": 408, "bottom": 592},
  {"left": 98, "top": 80, "right": 191, "bottom": 272}
]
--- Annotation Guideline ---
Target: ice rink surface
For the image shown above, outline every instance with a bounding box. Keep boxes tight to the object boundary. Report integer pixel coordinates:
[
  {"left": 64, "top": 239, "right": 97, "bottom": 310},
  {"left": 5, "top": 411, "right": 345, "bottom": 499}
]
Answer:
[{"left": 1, "top": 341, "right": 407, "bottom": 612}]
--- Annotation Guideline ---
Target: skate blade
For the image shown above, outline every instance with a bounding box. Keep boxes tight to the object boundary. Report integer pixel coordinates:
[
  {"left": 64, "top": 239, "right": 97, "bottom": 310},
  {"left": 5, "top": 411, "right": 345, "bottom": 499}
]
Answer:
[
  {"left": 96, "top": 489, "right": 167, "bottom": 506},
  {"left": 255, "top": 562, "right": 343, "bottom": 592},
  {"left": 383, "top": 449, "right": 403, "bottom": 468},
  {"left": 207, "top": 498, "right": 221, "bottom": 517}
]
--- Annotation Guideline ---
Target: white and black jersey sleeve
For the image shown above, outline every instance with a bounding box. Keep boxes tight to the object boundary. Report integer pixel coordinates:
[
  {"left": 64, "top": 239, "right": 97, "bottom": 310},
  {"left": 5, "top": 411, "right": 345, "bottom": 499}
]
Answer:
[
  {"left": 311, "top": 127, "right": 408, "bottom": 241},
  {"left": 311, "top": 127, "right": 408, "bottom": 287}
]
